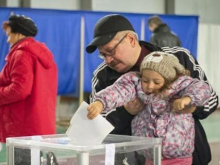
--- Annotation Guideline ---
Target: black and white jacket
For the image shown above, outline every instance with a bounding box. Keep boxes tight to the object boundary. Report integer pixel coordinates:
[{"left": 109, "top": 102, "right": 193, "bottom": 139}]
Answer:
[{"left": 89, "top": 41, "right": 218, "bottom": 165}]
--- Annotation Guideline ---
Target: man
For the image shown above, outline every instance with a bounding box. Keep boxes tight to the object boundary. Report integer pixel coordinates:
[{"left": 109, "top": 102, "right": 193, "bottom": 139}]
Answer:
[
  {"left": 1, "top": 15, "right": 58, "bottom": 164},
  {"left": 86, "top": 14, "right": 218, "bottom": 165},
  {"left": 148, "top": 15, "right": 181, "bottom": 47}
]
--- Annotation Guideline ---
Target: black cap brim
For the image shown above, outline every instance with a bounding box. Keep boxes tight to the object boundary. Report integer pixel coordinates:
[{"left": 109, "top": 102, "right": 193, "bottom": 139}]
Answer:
[{"left": 86, "top": 32, "right": 117, "bottom": 53}]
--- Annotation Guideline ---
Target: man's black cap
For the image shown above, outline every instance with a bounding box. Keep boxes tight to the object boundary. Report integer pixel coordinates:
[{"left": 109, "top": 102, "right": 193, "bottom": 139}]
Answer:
[
  {"left": 86, "top": 14, "right": 135, "bottom": 54},
  {"left": 3, "top": 15, "right": 38, "bottom": 37}
]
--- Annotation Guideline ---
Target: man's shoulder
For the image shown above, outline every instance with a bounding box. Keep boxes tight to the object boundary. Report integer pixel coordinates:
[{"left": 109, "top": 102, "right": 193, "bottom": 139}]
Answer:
[
  {"left": 161, "top": 46, "right": 191, "bottom": 56},
  {"left": 93, "top": 62, "right": 122, "bottom": 79},
  {"left": 93, "top": 62, "right": 108, "bottom": 77},
  {"left": 161, "top": 47, "right": 197, "bottom": 69},
  {"left": 139, "top": 41, "right": 162, "bottom": 51}
]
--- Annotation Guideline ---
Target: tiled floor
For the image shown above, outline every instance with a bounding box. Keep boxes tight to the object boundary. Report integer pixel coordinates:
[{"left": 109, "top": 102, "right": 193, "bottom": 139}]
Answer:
[
  {"left": 201, "top": 110, "right": 220, "bottom": 142},
  {"left": 0, "top": 110, "right": 220, "bottom": 164}
]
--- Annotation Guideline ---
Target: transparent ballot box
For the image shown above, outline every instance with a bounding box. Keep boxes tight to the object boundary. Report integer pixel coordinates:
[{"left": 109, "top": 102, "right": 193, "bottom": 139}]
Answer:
[{"left": 6, "top": 134, "right": 162, "bottom": 165}]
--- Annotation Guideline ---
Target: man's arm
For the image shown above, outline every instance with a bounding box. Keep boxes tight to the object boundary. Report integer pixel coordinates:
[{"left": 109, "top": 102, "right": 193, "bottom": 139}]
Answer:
[
  {"left": 162, "top": 47, "right": 219, "bottom": 119},
  {"left": 90, "top": 63, "right": 134, "bottom": 135}
]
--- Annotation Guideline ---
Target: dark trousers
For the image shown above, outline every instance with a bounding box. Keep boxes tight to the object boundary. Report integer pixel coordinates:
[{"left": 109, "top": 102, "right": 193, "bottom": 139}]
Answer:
[{"left": 192, "top": 119, "right": 211, "bottom": 165}]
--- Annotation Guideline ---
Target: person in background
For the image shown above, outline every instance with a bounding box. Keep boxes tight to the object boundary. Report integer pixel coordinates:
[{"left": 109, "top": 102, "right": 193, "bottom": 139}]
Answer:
[
  {"left": 1, "top": 15, "right": 58, "bottom": 164},
  {"left": 87, "top": 52, "right": 211, "bottom": 165},
  {"left": 147, "top": 15, "right": 181, "bottom": 47},
  {"left": 86, "top": 14, "right": 218, "bottom": 165}
]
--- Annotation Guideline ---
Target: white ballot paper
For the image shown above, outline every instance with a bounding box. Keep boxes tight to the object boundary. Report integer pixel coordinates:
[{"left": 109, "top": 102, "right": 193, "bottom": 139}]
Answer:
[{"left": 66, "top": 101, "right": 114, "bottom": 145}]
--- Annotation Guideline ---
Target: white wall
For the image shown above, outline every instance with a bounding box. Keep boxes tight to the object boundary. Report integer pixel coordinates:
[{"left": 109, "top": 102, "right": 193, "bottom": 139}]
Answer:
[
  {"left": 6, "top": 0, "right": 80, "bottom": 10},
  {"left": 6, "top": 0, "right": 220, "bottom": 25},
  {"left": 92, "top": 0, "right": 165, "bottom": 14},
  {"left": 197, "top": 24, "right": 220, "bottom": 99},
  {"left": 31, "top": 0, "right": 80, "bottom": 10},
  {"left": 175, "top": 0, "right": 220, "bottom": 24},
  {"left": 7, "top": 0, "right": 19, "bottom": 7}
]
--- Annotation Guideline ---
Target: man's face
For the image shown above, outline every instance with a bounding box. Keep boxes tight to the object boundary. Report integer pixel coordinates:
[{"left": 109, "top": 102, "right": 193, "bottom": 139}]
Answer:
[
  {"left": 5, "top": 26, "right": 21, "bottom": 46},
  {"left": 98, "top": 33, "right": 136, "bottom": 73},
  {"left": 149, "top": 23, "right": 157, "bottom": 32}
]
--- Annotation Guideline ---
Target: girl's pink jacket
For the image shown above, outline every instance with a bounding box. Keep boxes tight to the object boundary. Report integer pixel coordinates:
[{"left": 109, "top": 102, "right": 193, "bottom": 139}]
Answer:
[{"left": 95, "top": 72, "right": 211, "bottom": 159}]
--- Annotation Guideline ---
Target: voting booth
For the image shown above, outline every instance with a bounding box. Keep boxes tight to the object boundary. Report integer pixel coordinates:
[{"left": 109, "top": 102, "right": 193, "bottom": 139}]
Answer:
[
  {"left": 6, "top": 134, "right": 162, "bottom": 165},
  {"left": 0, "top": 8, "right": 198, "bottom": 96}
]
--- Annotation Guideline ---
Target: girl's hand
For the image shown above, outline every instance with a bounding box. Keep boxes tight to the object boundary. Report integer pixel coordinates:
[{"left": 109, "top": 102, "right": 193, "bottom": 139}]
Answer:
[
  {"left": 176, "top": 106, "right": 196, "bottom": 114},
  {"left": 172, "top": 96, "right": 191, "bottom": 112},
  {"left": 87, "top": 101, "right": 104, "bottom": 119}
]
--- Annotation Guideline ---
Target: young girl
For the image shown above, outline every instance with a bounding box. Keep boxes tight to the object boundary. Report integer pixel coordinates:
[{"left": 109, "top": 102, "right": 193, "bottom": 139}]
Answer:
[{"left": 87, "top": 52, "right": 211, "bottom": 165}]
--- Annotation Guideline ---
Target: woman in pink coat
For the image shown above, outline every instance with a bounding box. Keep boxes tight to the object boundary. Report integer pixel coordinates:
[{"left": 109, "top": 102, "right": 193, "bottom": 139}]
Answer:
[{"left": 0, "top": 15, "right": 58, "bottom": 143}]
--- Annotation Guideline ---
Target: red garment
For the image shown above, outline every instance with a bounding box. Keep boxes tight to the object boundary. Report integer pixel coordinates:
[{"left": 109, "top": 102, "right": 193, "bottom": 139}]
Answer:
[
  {"left": 162, "top": 157, "right": 192, "bottom": 165},
  {"left": 145, "top": 157, "right": 192, "bottom": 165},
  {"left": 0, "top": 37, "right": 58, "bottom": 142}
]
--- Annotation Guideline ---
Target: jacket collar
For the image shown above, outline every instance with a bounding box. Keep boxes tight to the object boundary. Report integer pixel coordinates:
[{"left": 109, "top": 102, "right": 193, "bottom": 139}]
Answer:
[{"left": 139, "top": 41, "right": 162, "bottom": 52}]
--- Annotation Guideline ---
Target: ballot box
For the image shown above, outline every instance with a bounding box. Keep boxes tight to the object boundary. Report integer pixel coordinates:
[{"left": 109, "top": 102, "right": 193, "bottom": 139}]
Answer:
[{"left": 6, "top": 134, "right": 162, "bottom": 165}]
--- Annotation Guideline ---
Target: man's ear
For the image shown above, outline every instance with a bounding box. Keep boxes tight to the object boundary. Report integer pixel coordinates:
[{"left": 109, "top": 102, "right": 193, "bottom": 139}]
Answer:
[{"left": 127, "top": 33, "right": 136, "bottom": 47}]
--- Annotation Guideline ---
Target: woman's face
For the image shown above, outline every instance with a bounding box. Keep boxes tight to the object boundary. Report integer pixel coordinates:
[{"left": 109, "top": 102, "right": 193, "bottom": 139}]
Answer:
[
  {"left": 5, "top": 26, "right": 21, "bottom": 46},
  {"left": 141, "top": 69, "right": 165, "bottom": 94}
]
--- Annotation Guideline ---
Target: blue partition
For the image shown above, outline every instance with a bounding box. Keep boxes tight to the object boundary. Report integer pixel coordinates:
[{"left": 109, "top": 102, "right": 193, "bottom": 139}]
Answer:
[
  {"left": 0, "top": 8, "right": 81, "bottom": 95},
  {"left": 0, "top": 7, "right": 198, "bottom": 95}
]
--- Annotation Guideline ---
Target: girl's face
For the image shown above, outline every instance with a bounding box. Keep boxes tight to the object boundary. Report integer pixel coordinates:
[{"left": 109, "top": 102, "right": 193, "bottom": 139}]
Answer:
[{"left": 141, "top": 69, "right": 165, "bottom": 94}]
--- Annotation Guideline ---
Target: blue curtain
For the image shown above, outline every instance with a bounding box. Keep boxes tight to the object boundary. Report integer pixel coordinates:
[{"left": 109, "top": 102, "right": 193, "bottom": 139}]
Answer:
[
  {"left": 0, "top": 8, "right": 81, "bottom": 95},
  {"left": 0, "top": 7, "right": 198, "bottom": 95},
  {"left": 0, "top": 9, "right": 11, "bottom": 70}
]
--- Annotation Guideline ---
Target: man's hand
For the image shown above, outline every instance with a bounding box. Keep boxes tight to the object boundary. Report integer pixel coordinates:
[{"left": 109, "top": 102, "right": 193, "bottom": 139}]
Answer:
[
  {"left": 87, "top": 101, "right": 104, "bottom": 119},
  {"left": 124, "top": 98, "right": 144, "bottom": 115}
]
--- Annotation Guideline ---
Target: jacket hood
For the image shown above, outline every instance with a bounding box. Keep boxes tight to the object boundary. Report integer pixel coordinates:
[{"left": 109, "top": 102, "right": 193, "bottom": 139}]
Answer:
[
  {"left": 11, "top": 37, "right": 54, "bottom": 69},
  {"left": 154, "top": 23, "right": 171, "bottom": 33}
]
